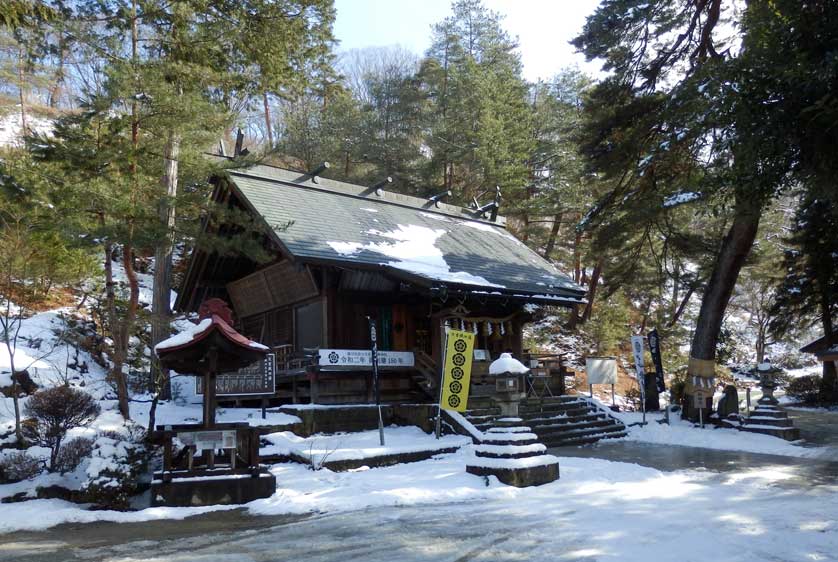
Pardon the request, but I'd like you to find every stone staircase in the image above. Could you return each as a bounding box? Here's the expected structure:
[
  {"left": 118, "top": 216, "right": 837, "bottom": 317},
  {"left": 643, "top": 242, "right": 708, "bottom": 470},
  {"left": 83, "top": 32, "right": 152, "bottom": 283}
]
[
  {"left": 727, "top": 404, "right": 801, "bottom": 441},
  {"left": 466, "top": 396, "right": 627, "bottom": 448}
]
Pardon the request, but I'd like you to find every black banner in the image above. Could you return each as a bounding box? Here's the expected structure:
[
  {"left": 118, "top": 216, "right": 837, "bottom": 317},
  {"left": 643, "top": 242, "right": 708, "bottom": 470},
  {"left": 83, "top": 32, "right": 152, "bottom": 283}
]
[{"left": 647, "top": 329, "right": 666, "bottom": 392}]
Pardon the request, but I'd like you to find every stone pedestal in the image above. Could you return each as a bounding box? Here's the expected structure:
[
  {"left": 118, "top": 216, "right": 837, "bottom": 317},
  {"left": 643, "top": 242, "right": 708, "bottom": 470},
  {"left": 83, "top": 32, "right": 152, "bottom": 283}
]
[
  {"left": 151, "top": 470, "right": 276, "bottom": 507},
  {"left": 491, "top": 391, "right": 526, "bottom": 416}
]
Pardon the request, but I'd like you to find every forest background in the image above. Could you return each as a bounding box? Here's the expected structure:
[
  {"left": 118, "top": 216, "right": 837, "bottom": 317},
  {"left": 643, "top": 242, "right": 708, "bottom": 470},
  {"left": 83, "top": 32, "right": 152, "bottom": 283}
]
[{"left": 1, "top": 0, "right": 836, "bottom": 433}]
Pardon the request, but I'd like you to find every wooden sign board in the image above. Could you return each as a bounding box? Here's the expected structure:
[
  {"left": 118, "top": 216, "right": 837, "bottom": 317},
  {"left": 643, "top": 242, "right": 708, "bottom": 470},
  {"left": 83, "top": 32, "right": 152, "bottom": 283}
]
[
  {"left": 227, "top": 261, "right": 319, "bottom": 318},
  {"left": 317, "top": 349, "right": 415, "bottom": 368},
  {"left": 177, "top": 429, "right": 237, "bottom": 452},
  {"left": 197, "top": 353, "right": 276, "bottom": 396}
]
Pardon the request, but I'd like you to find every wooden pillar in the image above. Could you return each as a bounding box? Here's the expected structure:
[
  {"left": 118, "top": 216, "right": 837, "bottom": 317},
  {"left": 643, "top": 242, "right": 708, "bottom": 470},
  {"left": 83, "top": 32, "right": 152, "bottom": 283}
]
[
  {"left": 310, "top": 370, "right": 319, "bottom": 403},
  {"left": 203, "top": 347, "right": 218, "bottom": 429}
]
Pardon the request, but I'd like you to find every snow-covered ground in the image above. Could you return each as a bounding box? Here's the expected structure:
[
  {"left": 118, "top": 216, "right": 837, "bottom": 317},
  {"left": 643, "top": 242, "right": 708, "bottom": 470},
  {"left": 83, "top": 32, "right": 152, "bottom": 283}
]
[
  {"left": 261, "top": 426, "right": 471, "bottom": 464},
  {"left": 613, "top": 410, "right": 817, "bottom": 458},
  {"left": 0, "top": 109, "right": 52, "bottom": 148},
  {"left": 1, "top": 448, "right": 836, "bottom": 562}
]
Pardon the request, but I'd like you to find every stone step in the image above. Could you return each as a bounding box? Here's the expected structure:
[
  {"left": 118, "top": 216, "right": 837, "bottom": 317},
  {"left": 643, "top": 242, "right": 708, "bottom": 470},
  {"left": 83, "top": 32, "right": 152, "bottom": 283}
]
[
  {"left": 466, "top": 455, "right": 560, "bottom": 487},
  {"left": 743, "top": 416, "right": 793, "bottom": 428},
  {"left": 543, "top": 429, "right": 628, "bottom": 448},
  {"left": 518, "top": 406, "right": 595, "bottom": 419},
  {"left": 749, "top": 408, "right": 787, "bottom": 419},
  {"left": 465, "top": 407, "right": 502, "bottom": 417},
  {"left": 518, "top": 401, "right": 590, "bottom": 414},
  {"left": 530, "top": 418, "right": 619, "bottom": 434},
  {"left": 738, "top": 425, "right": 800, "bottom": 441},
  {"left": 480, "top": 432, "right": 540, "bottom": 446},
  {"left": 474, "top": 443, "right": 547, "bottom": 459},
  {"left": 536, "top": 423, "right": 627, "bottom": 444},
  {"left": 493, "top": 417, "right": 525, "bottom": 427},
  {"left": 522, "top": 412, "right": 608, "bottom": 428},
  {"left": 525, "top": 395, "right": 587, "bottom": 404},
  {"left": 485, "top": 426, "right": 532, "bottom": 434}
]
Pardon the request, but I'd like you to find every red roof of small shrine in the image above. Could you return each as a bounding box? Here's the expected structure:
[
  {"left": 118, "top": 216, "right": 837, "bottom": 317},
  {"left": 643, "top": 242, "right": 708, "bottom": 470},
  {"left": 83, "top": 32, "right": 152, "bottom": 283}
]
[{"left": 155, "top": 314, "right": 269, "bottom": 355}]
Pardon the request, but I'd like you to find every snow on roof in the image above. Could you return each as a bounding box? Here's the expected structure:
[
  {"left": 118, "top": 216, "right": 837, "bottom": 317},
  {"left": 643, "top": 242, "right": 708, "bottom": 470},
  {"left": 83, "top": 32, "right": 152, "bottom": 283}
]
[
  {"left": 329, "top": 224, "right": 500, "bottom": 288},
  {"left": 489, "top": 353, "right": 530, "bottom": 375},
  {"left": 154, "top": 316, "right": 269, "bottom": 353},
  {"left": 155, "top": 317, "right": 213, "bottom": 352}
]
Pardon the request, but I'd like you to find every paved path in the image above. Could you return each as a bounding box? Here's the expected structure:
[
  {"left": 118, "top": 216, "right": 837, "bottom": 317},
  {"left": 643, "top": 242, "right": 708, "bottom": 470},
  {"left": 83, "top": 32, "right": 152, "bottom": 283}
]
[
  {"left": 787, "top": 407, "right": 838, "bottom": 458},
  {"left": 550, "top": 440, "right": 838, "bottom": 488}
]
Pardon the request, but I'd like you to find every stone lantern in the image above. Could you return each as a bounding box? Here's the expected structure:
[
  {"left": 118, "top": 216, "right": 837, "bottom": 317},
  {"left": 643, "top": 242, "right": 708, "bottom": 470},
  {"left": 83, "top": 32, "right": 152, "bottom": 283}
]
[
  {"left": 488, "top": 353, "right": 529, "bottom": 416},
  {"left": 756, "top": 361, "right": 781, "bottom": 406}
]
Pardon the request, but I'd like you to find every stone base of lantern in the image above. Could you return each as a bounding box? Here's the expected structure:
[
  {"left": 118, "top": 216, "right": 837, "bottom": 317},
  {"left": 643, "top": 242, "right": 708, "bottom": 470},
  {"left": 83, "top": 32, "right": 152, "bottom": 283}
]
[{"left": 150, "top": 469, "right": 276, "bottom": 507}]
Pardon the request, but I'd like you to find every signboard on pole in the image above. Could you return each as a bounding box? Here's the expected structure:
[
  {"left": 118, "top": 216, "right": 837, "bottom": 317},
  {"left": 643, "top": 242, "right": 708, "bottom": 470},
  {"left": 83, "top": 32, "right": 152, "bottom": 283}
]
[
  {"left": 585, "top": 357, "right": 618, "bottom": 385},
  {"left": 196, "top": 353, "right": 275, "bottom": 396},
  {"left": 439, "top": 329, "right": 475, "bottom": 412},
  {"left": 647, "top": 328, "right": 666, "bottom": 392}
]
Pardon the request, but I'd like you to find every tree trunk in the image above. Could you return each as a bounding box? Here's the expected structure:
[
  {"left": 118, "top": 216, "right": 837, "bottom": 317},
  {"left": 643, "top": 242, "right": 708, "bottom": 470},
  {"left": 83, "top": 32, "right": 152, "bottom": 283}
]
[
  {"left": 573, "top": 230, "right": 582, "bottom": 283},
  {"left": 263, "top": 91, "right": 273, "bottom": 148},
  {"left": 103, "top": 241, "right": 131, "bottom": 420},
  {"left": 151, "top": 131, "right": 180, "bottom": 401},
  {"left": 542, "top": 212, "right": 563, "bottom": 259},
  {"left": 580, "top": 259, "right": 603, "bottom": 323},
  {"left": 48, "top": 33, "right": 65, "bottom": 108},
  {"left": 17, "top": 47, "right": 27, "bottom": 136},
  {"left": 685, "top": 193, "right": 762, "bottom": 418},
  {"left": 819, "top": 287, "right": 836, "bottom": 402}
]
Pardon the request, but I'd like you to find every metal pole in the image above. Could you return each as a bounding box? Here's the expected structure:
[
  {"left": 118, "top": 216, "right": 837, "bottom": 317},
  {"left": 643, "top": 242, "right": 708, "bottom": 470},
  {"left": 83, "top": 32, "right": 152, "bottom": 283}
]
[
  {"left": 699, "top": 406, "right": 704, "bottom": 428},
  {"left": 367, "top": 316, "right": 385, "bottom": 446},
  {"left": 435, "top": 325, "right": 448, "bottom": 439},
  {"left": 611, "top": 383, "right": 616, "bottom": 407}
]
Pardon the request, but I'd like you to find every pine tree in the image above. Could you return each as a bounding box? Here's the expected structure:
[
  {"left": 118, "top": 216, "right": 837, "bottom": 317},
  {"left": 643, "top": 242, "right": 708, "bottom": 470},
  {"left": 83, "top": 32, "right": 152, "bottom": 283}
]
[
  {"left": 771, "top": 192, "right": 838, "bottom": 401},
  {"left": 419, "top": 0, "right": 533, "bottom": 210}
]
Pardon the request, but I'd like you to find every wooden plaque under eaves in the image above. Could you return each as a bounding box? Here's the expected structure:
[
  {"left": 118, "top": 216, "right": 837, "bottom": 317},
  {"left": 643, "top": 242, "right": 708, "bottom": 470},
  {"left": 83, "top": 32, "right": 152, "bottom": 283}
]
[{"left": 227, "top": 260, "right": 319, "bottom": 318}]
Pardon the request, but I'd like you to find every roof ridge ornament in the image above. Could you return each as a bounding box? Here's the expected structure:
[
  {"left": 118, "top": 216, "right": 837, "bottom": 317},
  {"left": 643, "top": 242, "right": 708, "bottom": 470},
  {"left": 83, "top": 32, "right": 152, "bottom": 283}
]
[
  {"left": 429, "top": 190, "right": 452, "bottom": 208},
  {"left": 373, "top": 176, "right": 393, "bottom": 196},
  {"left": 308, "top": 161, "right": 330, "bottom": 183}
]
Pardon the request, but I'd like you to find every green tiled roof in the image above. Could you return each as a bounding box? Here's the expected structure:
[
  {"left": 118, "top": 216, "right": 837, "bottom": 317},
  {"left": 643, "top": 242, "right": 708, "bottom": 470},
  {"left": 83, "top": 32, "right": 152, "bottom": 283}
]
[{"left": 226, "top": 165, "right": 586, "bottom": 304}]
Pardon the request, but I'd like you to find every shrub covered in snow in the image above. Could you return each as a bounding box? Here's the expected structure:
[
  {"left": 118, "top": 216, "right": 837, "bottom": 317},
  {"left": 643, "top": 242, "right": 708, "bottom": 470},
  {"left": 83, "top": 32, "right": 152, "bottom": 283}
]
[
  {"left": 0, "top": 451, "right": 42, "bottom": 483},
  {"left": 80, "top": 429, "right": 146, "bottom": 510},
  {"left": 785, "top": 374, "right": 822, "bottom": 405},
  {"left": 54, "top": 437, "right": 94, "bottom": 474},
  {"left": 22, "top": 385, "right": 101, "bottom": 470}
]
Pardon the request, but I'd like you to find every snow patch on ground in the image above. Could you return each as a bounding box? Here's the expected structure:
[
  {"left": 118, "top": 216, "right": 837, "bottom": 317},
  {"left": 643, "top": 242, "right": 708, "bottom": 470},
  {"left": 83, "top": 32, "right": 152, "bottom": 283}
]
[
  {"left": 614, "top": 410, "right": 817, "bottom": 458},
  {"left": 261, "top": 426, "right": 470, "bottom": 464}
]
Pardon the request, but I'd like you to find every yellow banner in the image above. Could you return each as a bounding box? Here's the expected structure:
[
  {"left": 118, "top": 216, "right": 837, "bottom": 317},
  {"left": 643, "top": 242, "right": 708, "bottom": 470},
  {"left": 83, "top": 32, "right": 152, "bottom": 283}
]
[{"left": 439, "top": 329, "right": 475, "bottom": 412}]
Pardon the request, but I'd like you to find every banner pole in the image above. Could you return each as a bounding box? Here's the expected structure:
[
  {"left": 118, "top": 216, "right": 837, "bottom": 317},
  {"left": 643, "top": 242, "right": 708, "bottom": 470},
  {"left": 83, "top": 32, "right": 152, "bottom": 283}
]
[
  {"left": 435, "top": 325, "right": 448, "bottom": 439},
  {"left": 367, "top": 316, "right": 384, "bottom": 446}
]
